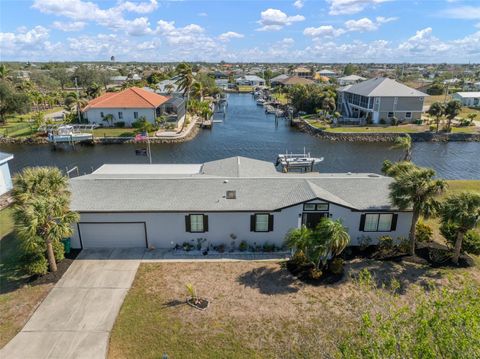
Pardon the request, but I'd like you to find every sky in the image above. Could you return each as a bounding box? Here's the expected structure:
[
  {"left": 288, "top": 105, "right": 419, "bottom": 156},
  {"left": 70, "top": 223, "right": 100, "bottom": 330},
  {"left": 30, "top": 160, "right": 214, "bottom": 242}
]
[{"left": 0, "top": 0, "right": 480, "bottom": 63}]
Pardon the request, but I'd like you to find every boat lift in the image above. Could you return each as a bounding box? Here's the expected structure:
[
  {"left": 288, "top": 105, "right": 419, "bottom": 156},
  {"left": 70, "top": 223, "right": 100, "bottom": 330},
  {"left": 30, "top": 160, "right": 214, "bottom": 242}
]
[{"left": 276, "top": 149, "right": 324, "bottom": 172}]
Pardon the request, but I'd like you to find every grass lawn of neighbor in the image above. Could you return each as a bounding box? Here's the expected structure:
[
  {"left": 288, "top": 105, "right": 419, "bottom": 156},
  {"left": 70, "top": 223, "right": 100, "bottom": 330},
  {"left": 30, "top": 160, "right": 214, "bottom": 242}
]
[{"left": 109, "top": 180, "right": 480, "bottom": 359}]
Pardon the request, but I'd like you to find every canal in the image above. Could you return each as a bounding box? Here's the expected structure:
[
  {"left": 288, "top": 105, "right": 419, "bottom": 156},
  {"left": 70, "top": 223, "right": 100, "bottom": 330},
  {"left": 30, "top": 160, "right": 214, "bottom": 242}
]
[{"left": 1, "top": 93, "right": 479, "bottom": 179}]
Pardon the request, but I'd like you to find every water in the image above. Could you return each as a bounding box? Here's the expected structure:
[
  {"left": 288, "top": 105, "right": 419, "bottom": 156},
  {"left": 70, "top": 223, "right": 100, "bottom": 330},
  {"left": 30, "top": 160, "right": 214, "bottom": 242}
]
[{"left": 1, "top": 94, "right": 479, "bottom": 179}]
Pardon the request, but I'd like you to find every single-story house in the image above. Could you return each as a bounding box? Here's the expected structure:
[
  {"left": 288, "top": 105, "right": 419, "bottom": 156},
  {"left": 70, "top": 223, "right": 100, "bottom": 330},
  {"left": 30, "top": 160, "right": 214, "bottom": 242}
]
[
  {"left": 270, "top": 74, "right": 289, "bottom": 87},
  {"left": 279, "top": 76, "right": 316, "bottom": 87},
  {"left": 317, "top": 69, "right": 337, "bottom": 78},
  {"left": 69, "top": 156, "right": 412, "bottom": 249},
  {"left": 110, "top": 76, "right": 128, "bottom": 85},
  {"left": 337, "top": 77, "right": 427, "bottom": 123},
  {"left": 82, "top": 87, "right": 186, "bottom": 128},
  {"left": 452, "top": 92, "right": 480, "bottom": 107},
  {"left": 236, "top": 75, "right": 266, "bottom": 87},
  {"left": 338, "top": 75, "right": 366, "bottom": 86},
  {"left": 0, "top": 152, "right": 14, "bottom": 196},
  {"left": 156, "top": 78, "right": 183, "bottom": 97}
]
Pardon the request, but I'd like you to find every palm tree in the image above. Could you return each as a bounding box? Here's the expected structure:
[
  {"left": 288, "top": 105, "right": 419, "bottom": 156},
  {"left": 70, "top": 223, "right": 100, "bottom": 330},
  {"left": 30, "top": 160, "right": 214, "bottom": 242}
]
[
  {"left": 427, "top": 102, "right": 444, "bottom": 133},
  {"left": 12, "top": 167, "right": 79, "bottom": 273},
  {"left": 190, "top": 82, "right": 203, "bottom": 101},
  {"left": 391, "top": 134, "right": 412, "bottom": 161},
  {"left": 440, "top": 192, "right": 480, "bottom": 264},
  {"left": 285, "top": 225, "right": 312, "bottom": 256},
  {"left": 321, "top": 96, "right": 336, "bottom": 116},
  {"left": 86, "top": 83, "right": 102, "bottom": 99},
  {"left": 0, "top": 64, "right": 10, "bottom": 80},
  {"left": 175, "top": 62, "right": 194, "bottom": 131},
  {"left": 387, "top": 163, "right": 446, "bottom": 256},
  {"left": 467, "top": 112, "right": 477, "bottom": 126},
  {"left": 444, "top": 100, "right": 462, "bottom": 132}
]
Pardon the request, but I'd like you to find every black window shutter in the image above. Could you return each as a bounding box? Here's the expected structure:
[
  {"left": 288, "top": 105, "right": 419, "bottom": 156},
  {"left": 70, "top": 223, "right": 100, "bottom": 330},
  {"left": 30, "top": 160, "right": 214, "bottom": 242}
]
[
  {"left": 359, "top": 214, "right": 366, "bottom": 231},
  {"left": 268, "top": 214, "right": 274, "bottom": 232},
  {"left": 203, "top": 215, "right": 209, "bottom": 232},
  {"left": 185, "top": 215, "right": 191, "bottom": 232},
  {"left": 391, "top": 214, "right": 398, "bottom": 231},
  {"left": 250, "top": 215, "right": 255, "bottom": 232}
]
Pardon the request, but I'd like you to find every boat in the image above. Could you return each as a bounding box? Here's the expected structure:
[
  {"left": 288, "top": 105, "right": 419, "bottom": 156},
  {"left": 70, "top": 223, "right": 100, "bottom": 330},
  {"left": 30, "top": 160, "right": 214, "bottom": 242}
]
[
  {"left": 275, "top": 109, "right": 285, "bottom": 117},
  {"left": 47, "top": 125, "right": 93, "bottom": 144},
  {"left": 256, "top": 98, "right": 266, "bottom": 105},
  {"left": 265, "top": 105, "right": 276, "bottom": 114},
  {"left": 275, "top": 150, "right": 324, "bottom": 172}
]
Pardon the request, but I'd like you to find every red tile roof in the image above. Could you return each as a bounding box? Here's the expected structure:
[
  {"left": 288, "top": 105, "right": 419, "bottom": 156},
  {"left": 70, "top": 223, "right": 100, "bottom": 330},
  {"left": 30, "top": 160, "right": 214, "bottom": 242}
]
[{"left": 83, "top": 87, "right": 170, "bottom": 110}]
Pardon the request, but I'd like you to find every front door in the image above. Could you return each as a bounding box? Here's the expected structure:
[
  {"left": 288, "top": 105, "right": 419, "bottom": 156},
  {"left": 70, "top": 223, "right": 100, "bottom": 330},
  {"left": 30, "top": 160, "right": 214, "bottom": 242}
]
[{"left": 302, "top": 212, "right": 328, "bottom": 229}]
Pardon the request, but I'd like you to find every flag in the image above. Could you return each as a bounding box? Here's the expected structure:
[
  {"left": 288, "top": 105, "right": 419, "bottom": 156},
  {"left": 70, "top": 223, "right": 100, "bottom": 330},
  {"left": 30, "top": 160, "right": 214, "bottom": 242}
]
[{"left": 135, "top": 132, "right": 147, "bottom": 142}]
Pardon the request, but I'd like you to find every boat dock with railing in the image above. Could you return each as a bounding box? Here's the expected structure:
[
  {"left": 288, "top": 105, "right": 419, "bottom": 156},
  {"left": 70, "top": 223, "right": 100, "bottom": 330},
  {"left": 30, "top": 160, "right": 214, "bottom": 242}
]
[
  {"left": 275, "top": 150, "right": 324, "bottom": 172},
  {"left": 45, "top": 125, "right": 96, "bottom": 146}
]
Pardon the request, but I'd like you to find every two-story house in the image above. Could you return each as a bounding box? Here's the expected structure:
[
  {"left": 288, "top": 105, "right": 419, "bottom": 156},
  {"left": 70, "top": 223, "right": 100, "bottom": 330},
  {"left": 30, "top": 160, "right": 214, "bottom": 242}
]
[{"left": 337, "top": 77, "right": 428, "bottom": 124}]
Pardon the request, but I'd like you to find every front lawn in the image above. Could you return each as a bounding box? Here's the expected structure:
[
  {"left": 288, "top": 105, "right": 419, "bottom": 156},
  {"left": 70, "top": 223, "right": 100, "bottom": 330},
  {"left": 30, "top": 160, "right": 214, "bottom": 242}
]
[{"left": 109, "top": 260, "right": 479, "bottom": 359}]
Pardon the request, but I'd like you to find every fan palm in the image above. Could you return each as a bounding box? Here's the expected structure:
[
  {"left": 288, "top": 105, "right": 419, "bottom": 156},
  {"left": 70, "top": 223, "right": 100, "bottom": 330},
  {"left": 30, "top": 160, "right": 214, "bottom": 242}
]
[
  {"left": 190, "top": 82, "right": 203, "bottom": 101},
  {"left": 388, "top": 163, "right": 446, "bottom": 256},
  {"left": 444, "top": 100, "right": 462, "bottom": 132},
  {"left": 0, "top": 64, "right": 10, "bottom": 80},
  {"left": 285, "top": 225, "right": 312, "bottom": 255},
  {"left": 175, "top": 63, "right": 194, "bottom": 131},
  {"left": 310, "top": 218, "right": 350, "bottom": 269},
  {"left": 440, "top": 192, "right": 480, "bottom": 264},
  {"left": 427, "top": 102, "right": 444, "bottom": 133},
  {"left": 12, "top": 167, "right": 79, "bottom": 272},
  {"left": 391, "top": 134, "right": 412, "bottom": 161}
]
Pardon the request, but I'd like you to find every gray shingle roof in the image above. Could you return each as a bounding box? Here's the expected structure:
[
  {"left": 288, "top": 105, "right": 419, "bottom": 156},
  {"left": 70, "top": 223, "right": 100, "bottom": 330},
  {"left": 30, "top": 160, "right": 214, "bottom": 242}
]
[
  {"left": 342, "top": 77, "right": 427, "bottom": 97},
  {"left": 70, "top": 157, "right": 397, "bottom": 213}
]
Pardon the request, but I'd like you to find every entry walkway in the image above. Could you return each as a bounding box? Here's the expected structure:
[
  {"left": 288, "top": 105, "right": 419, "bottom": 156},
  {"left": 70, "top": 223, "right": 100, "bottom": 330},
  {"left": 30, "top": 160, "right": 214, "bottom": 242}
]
[{"left": 1, "top": 248, "right": 143, "bottom": 359}]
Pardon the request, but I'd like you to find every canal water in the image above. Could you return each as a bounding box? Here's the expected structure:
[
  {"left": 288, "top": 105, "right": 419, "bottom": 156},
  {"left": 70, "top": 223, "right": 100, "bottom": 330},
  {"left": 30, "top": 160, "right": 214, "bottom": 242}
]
[{"left": 1, "top": 93, "right": 479, "bottom": 179}]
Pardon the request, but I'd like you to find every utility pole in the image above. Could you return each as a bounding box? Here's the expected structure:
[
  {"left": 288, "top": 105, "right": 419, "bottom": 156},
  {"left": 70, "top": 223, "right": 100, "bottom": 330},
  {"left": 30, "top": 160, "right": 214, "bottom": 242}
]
[{"left": 75, "top": 77, "right": 81, "bottom": 122}]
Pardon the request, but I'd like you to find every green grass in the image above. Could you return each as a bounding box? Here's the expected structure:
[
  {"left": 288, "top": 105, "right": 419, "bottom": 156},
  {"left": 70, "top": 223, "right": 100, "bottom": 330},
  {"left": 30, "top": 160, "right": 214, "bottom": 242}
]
[
  {"left": 272, "top": 93, "right": 289, "bottom": 105},
  {"left": 324, "top": 125, "right": 424, "bottom": 133},
  {"left": 450, "top": 126, "right": 479, "bottom": 134},
  {"left": 93, "top": 128, "right": 137, "bottom": 137},
  {"left": 0, "top": 207, "right": 14, "bottom": 238}
]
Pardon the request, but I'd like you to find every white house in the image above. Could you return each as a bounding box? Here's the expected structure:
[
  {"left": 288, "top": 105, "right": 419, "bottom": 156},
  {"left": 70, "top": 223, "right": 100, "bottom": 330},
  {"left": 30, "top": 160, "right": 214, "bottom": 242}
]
[
  {"left": 69, "top": 156, "right": 413, "bottom": 249},
  {"left": 82, "top": 87, "right": 186, "bottom": 128},
  {"left": 338, "top": 75, "right": 366, "bottom": 86},
  {"left": 236, "top": 75, "right": 266, "bottom": 87},
  {"left": 0, "top": 152, "right": 14, "bottom": 196},
  {"left": 452, "top": 92, "right": 480, "bottom": 107}
]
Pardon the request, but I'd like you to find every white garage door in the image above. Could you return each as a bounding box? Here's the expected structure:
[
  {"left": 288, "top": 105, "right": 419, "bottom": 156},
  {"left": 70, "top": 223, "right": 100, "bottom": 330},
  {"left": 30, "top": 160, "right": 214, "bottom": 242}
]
[{"left": 78, "top": 222, "right": 147, "bottom": 248}]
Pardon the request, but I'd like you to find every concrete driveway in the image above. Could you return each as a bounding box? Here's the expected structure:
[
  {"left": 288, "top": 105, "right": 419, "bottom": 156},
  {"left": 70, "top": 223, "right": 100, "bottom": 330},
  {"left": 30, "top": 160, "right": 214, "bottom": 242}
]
[{"left": 1, "top": 248, "right": 143, "bottom": 359}]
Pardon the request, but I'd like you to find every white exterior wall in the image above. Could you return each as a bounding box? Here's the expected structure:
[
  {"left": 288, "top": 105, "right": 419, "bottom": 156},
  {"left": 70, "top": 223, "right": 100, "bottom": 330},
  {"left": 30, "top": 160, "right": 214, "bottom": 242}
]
[
  {"left": 0, "top": 162, "right": 13, "bottom": 196},
  {"left": 70, "top": 200, "right": 413, "bottom": 249},
  {"left": 84, "top": 108, "right": 156, "bottom": 126}
]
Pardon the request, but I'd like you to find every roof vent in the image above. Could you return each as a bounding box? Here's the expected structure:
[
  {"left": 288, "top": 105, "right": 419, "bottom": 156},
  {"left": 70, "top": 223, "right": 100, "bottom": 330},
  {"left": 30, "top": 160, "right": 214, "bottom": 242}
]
[
  {"left": 368, "top": 174, "right": 380, "bottom": 178},
  {"left": 347, "top": 172, "right": 352, "bottom": 175},
  {"left": 226, "top": 190, "right": 236, "bottom": 199},
  {"left": 224, "top": 179, "right": 229, "bottom": 183}
]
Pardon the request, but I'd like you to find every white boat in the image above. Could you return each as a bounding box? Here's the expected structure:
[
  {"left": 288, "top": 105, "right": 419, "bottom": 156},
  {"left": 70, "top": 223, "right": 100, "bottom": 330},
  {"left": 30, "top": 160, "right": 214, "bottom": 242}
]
[
  {"left": 256, "top": 98, "right": 266, "bottom": 105},
  {"left": 47, "top": 125, "right": 93, "bottom": 143},
  {"left": 275, "top": 109, "right": 284, "bottom": 117},
  {"left": 265, "top": 105, "right": 276, "bottom": 114},
  {"left": 275, "top": 150, "right": 324, "bottom": 170}
]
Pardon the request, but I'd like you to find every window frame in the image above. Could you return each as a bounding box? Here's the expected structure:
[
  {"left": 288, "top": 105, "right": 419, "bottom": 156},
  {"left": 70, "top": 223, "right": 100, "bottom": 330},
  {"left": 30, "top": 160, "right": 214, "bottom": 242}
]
[
  {"left": 118, "top": 111, "right": 123, "bottom": 119},
  {"left": 254, "top": 213, "right": 270, "bottom": 232},
  {"left": 134, "top": 111, "right": 139, "bottom": 119},
  {"left": 303, "top": 202, "right": 329, "bottom": 212},
  {"left": 387, "top": 112, "right": 394, "bottom": 118},
  {"left": 189, "top": 214, "right": 205, "bottom": 233},
  {"left": 405, "top": 112, "right": 412, "bottom": 119},
  {"left": 362, "top": 213, "right": 394, "bottom": 232}
]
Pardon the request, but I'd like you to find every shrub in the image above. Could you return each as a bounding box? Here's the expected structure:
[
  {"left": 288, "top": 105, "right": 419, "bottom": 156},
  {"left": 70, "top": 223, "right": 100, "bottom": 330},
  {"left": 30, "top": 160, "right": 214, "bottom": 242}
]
[
  {"left": 415, "top": 119, "right": 423, "bottom": 125},
  {"left": 357, "top": 235, "right": 372, "bottom": 250},
  {"left": 396, "top": 237, "right": 410, "bottom": 253},
  {"left": 416, "top": 221, "right": 433, "bottom": 243},
  {"left": 379, "top": 118, "right": 386, "bottom": 125},
  {"left": 52, "top": 239, "right": 65, "bottom": 262},
  {"left": 391, "top": 117, "right": 400, "bottom": 126},
  {"left": 309, "top": 268, "right": 322, "bottom": 279},
  {"left": 262, "top": 242, "right": 276, "bottom": 252},
  {"left": 429, "top": 124, "right": 436, "bottom": 132},
  {"left": 378, "top": 235, "right": 394, "bottom": 251},
  {"left": 238, "top": 240, "right": 248, "bottom": 252},
  {"left": 329, "top": 257, "right": 344, "bottom": 274},
  {"left": 23, "top": 251, "right": 48, "bottom": 276},
  {"left": 115, "top": 121, "right": 125, "bottom": 128},
  {"left": 440, "top": 223, "right": 480, "bottom": 255},
  {"left": 292, "top": 250, "right": 308, "bottom": 265}
]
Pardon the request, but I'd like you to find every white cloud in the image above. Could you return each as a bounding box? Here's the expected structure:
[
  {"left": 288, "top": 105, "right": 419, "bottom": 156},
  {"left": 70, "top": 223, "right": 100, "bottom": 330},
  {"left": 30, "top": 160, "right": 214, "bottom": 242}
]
[
  {"left": 376, "top": 16, "right": 397, "bottom": 24},
  {"left": 293, "top": 0, "right": 304, "bottom": 9},
  {"left": 257, "top": 8, "right": 305, "bottom": 31},
  {"left": 439, "top": 6, "right": 480, "bottom": 19},
  {"left": 327, "top": 0, "right": 389, "bottom": 16},
  {"left": 116, "top": 0, "right": 158, "bottom": 14},
  {"left": 198, "top": 12, "right": 208, "bottom": 17},
  {"left": 345, "top": 17, "right": 378, "bottom": 31},
  {"left": 398, "top": 27, "right": 449, "bottom": 53},
  {"left": 218, "top": 31, "right": 244, "bottom": 42},
  {"left": 0, "top": 25, "right": 60, "bottom": 58},
  {"left": 155, "top": 20, "right": 213, "bottom": 46},
  {"left": 126, "top": 17, "right": 153, "bottom": 36},
  {"left": 304, "top": 25, "right": 346, "bottom": 37},
  {"left": 52, "top": 21, "right": 86, "bottom": 32}
]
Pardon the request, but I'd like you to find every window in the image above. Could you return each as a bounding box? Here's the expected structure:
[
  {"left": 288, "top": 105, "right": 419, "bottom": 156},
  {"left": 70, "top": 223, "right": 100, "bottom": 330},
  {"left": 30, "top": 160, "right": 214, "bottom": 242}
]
[
  {"left": 303, "top": 203, "right": 329, "bottom": 211},
  {"left": 118, "top": 112, "right": 123, "bottom": 119},
  {"left": 186, "top": 214, "right": 207, "bottom": 233},
  {"left": 100, "top": 112, "right": 104, "bottom": 118},
  {"left": 251, "top": 214, "right": 273, "bottom": 232},
  {"left": 388, "top": 112, "right": 394, "bottom": 118},
  {"left": 405, "top": 112, "right": 412, "bottom": 119},
  {"left": 134, "top": 111, "right": 138, "bottom": 119},
  {"left": 361, "top": 213, "right": 396, "bottom": 232}
]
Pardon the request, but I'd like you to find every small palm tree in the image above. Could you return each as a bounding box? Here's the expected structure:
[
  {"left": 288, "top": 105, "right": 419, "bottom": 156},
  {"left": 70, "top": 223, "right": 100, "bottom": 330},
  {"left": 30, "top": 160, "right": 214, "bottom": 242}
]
[
  {"left": 175, "top": 63, "right": 194, "bottom": 131},
  {"left": 440, "top": 192, "right": 480, "bottom": 264},
  {"left": 12, "top": 167, "right": 79, "bottom": 273},
  {"left": 285, "top": 225, "right": 312, "bottom": 255},
  {"left": 391, "top": 134, "right": 412, "bottom": 161},
  {"left": 0, "top": 64, "right": 10, "bottom": 80},
  {"left": 190, "top": 82, "right": 203, "bottom": 101},
  {"left": 467, "top": 113, "right": 477, "bottom": 126},
  {"left": 311, "top": 218, "right": 350, "bottom": 270},
  {"left": 444, "top": 100, "right": 462, "bottom": 132},
  {"left": 427, "top": 102, "right": 444, "bottom": 133},
  {"left": 387, "top": 162, "right": 446, "bottom": 256}
]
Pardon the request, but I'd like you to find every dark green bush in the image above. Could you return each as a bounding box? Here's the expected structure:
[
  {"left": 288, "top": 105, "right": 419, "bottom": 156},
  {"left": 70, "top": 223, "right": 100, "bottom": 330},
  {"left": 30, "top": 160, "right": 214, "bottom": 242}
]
[
  {"left": 238, "top": 240, "right": 248, "bottom": 252},
  {"left": 329, "top": 257, "right": 344, "bottom": 274},
  {"left": 115, "top": 121, "right": 125, "bottom": 128},
  {"left": 52, "top": 239, "right": 65, "bottom": 262},
  {"left": 440, "top": 223, "right": 480, "bottom": 255},
  {"left": 416, "top": 221, "right": 433, "bottom": 243},
  {"left": 23, "top": 251, "right": 48, "bottom": 276}
]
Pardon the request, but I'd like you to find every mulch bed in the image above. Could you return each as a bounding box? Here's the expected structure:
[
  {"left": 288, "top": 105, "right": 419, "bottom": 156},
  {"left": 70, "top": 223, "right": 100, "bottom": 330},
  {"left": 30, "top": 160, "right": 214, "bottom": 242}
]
[
  {"left": 28, "top": 249, "right": 81, "bottom": 286},
  {"left": 186, "top": 297, "right": 210, "bottom": 310},
  {"left": 285, "top": 261, "right": 344, "bottom": 286}
]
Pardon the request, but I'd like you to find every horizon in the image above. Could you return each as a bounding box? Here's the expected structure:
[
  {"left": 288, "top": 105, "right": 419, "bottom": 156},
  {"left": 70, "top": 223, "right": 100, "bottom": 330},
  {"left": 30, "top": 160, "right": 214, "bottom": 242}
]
[{"left": 1, "top": 0, "right": 480, "bottom": 63}]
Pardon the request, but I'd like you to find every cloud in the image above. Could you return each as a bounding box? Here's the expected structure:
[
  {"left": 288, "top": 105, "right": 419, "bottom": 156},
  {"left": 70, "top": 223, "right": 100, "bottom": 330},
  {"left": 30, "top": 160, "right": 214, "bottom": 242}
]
[
  {"left": 218, "top": 31, "right": 244, "bottom": 42},
  {"left": 257, "top": 8, "right": 305, "bottom": 31},
  {"left": 155, "top": 20, "right": 213, "bottom": 47},
  {"left": 52, "top": 21, "right": 86, "bottom": 32},
  {"left": 116, "top": 0, "right": 158, "bottom": 14},
  {"left": 376, "top": 16, "right": 397, "bottom": 24},
  {"left": 304, "top": 25, "right": 346, "bottom": 37},
  {"left": 0, "top": 25, "right": 60, "bottom": 58},
  {"left": 439, "top": 6, "right": 480, "bottom": 19},
  {"left": 293, "top": 0, "right": 304, "bottom": 9},
  {"left": 197, "top": 12, "right": 208, "bottom": 17},
  {"left": 345, "top": 18, "right": 378, "bottom": 31},
  {"left": 327, "top": 0, "right": 389, "bottom": 16}
]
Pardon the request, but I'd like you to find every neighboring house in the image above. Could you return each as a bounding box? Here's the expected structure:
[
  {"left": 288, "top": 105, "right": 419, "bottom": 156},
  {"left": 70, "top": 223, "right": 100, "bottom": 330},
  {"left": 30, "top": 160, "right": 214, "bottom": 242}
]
[
  {"left": 279, "top": 76, "right": 315, "bottom": 87},
  {"left": 82, "top": 87, "right": 186, "bottom": 128},
  {"left": 317, "top": 69, "right": 337, "bottom": 78},
  {"left": 236, "top": 75, "right": 266, "bottom": 87},
  {"left": 110, "top": 76, "right": 128, "bottom": 85},
  {"left": 292, "top": 67, "right": 311, "bottom": 79},
  {"left": 69, "top": 156, "right": 412, "bottom": 249},
  {"left": 338, "top": 75, "right": 366, "bottom": 86},
  {"left": 0, "top": 152, "right": 14, "bottom": 196},
  {"left": 270, "top": 74, "right": 289, "bottom": 87},
  {"left": 156, "top": 79, "right": 182, "bottom": 97},
  {"left": 337, "top": 77, "right": 427, "bottom": 123},
  {"left": 452, "top": 92, "right": 480, "bottom": 107}
]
